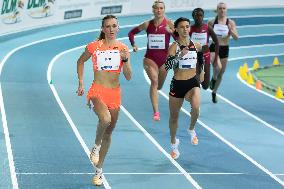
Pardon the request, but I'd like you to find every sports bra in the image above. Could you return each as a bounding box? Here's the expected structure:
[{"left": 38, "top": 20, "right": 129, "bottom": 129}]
[{"left": 213, "top": 17, "right": 229, "bottom": 38}]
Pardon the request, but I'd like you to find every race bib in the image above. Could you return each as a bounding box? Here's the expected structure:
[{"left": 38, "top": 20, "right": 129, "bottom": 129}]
[
  {"left": 179, "top": 51, "right": 197, "bottom": 69},
  {"left": 96, "top": 50, "right": 120, "bottom": 71},
  {"left": 191, "top": 32, "right": 207, "bottom": 46},
  {"left": 214, "top": 24, "right": 229, "bottom": 38},
  {"left": 148, "top": 34, "right": 165, "bottom": 49}
]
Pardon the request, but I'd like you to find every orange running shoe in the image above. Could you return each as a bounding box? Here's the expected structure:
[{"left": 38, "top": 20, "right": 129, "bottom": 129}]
[
  {"left": 188, "top": 129, "right": 198, "bottom": 145},
  {"left": 170, "top": 138, "right": 180, "bottom": 159}
]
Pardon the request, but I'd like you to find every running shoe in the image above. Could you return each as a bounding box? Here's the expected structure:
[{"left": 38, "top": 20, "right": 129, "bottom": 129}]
[
  {"left": 209, "top": 78, "right": 216, "bottom": 90},
  {"left": 212, "top": 92, "right": 217, "bottom": 103},
  {"left": 92, "top": 167, "right": 103, "bottom": 186},
  {"left": 153, "top": 112, "right": 160, "bottom": 121},
  {"left": 170, "top": 138, "right": 180, "bottom": 159},
  {"left": 90, "top": 144, "right": 101, "bottom": 166},
  {"left": 188, "top": 129, "right": 198, "bottom": 145}
]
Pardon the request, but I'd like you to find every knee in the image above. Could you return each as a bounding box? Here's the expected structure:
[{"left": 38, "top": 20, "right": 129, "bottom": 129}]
[
  {"left": 151, "top": 79, "right": 158, "bottom": 88},
  {"left": 99, "top": 115, "right": 111, "bottom": 127}
]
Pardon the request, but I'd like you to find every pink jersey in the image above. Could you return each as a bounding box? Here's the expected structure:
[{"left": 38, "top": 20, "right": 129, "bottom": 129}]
[
  {"left": 189, "top": 23, "right": 209, "bottom": 46},
  {"left": 145, "top": 18, "right": 171, "bottom": 67}
]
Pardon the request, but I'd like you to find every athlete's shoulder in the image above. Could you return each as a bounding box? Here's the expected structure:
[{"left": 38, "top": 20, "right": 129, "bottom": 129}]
[
  {"left": 116, "top": 41, "right": 129, "bottom": 50},
  {"left": 86, "top": 40, "right": 101, "bottom": 53}
]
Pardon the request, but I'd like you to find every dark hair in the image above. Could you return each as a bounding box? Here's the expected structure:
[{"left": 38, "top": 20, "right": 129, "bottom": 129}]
[
  {"left": 173, "top": 17, "right": 190, "bottom": 37},
  {"left": 192, "top": 7, "right": 204, "bottom": 18},
  {"left": 98, "top": 15, "right": 118, "bottom": 40}
]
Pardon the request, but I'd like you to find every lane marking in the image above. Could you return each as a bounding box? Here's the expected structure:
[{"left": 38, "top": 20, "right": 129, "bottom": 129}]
[
  {"left": 0, "top": 84, "right": 19, "bottom": 189},
  {"left": 230, "top": 43, "right": 284, "bottom": 49},
  {"left": 17, "top": 172, "right": 244, "bottom": 175},
  {"left": 237, "top": 24, "right": 284, "bottom": 28},
  {"left": 120, "top": 106, "right": 202, "bottom": 188},
  {"left": 239, "top": 32, "right": 284, "bottom": 39},
  {"left": 209, "top": 86, "right": 284, "bottom": 136},
  {"left": 236, "top": 73, "right": 284, "bottom": 104},
  {"left": 144, "top": 72, "right": 284, "bottom": 186}
]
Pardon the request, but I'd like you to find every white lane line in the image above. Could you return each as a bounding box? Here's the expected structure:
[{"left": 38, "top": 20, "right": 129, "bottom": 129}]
[
  {"left": 120, "top": 106, "right": 202, "bottom": 189},
  {"left": 237, "top": 24, "right": 284, "bottom": 28},
  {"left": 239, "top": 33, "right": 284, "bottom": 39},
  {"left": 230, "top": 43, "right": 284, "bottom": 49},
  {"left": 208, "top": 87, "right": 284, "bottom": 136},
  {"left": 223, "top": 14, "right": 284, "bottom": 19},
  {"left": 16, "top": 172, "right": 244, "bottom": 175},
  {"left": 229, "top": 53, "right": 284, "bottom": 61},
  {"left": 47, "top": 37, "right": 201, "bottom": 189},
  {"left": 0, "top": 84, "right": 19, "bottom": 189},
  {"left": 236, "top": 73, "right": 284, "bottom": 104},
  {"left": 144, "top": 72, "right": 284, "bottom": 187}
]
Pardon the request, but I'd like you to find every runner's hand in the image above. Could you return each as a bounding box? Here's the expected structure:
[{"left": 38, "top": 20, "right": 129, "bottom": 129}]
[
  {"left": 132, "top": 44, "right": 138, "bottom": 52},
  {"left": 76, "top": 85, "right": 84, "bottom": 96}
]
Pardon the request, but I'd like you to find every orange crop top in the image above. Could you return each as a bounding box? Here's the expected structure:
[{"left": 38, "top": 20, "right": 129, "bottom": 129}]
[{"left": 86, "top": 40, "right": 129, "bottom": 73}]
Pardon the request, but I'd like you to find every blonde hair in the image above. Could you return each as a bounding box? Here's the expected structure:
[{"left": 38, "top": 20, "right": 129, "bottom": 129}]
[
  {"left": 217, "top": 2, "right": 227, "bottom": 10},
  {"left": 152, "top": 0, "right": 165, "bottom": 9}
]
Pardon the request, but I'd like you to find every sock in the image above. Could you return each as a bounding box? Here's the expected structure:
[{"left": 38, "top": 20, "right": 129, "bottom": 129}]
[{"left": 188, "top": 129, "right": 196, "bottom": 137}]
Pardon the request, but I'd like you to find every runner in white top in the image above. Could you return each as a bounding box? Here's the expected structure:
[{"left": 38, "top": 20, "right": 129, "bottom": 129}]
[{"left": 208, "top": 2, "right": 238, "bottom": 103}]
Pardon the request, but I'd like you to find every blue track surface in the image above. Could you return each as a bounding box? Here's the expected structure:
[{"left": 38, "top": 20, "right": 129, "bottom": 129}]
[{"left": 1, "top": 8, "right": 284, "bottom": 189}]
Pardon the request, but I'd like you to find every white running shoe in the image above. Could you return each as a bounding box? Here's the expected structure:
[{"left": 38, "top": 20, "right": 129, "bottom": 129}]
[
  {"left": 188, "top": 129, "right": 198, "bottom": 145},
  {"left": 170, "top": 138, "right": 180, "bottom": 159},
  {"left": 92, "top": 167, "right": 103, "bottom": 186},
  {"left": 90, "top": 144, "right": 101, "bottom": 166}
]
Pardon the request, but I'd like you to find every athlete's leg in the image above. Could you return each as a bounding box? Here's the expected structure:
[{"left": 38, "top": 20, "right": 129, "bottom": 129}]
[
  {"left": 91, "top": 97, "right": 111, "bottom": 146},
  {"left": 89, "top": 97, "right": 111, "bottom": 166},
  {"left": 185, "top": 87, "right": 200, "bottom": 145},
  {"left": 210, "top": 52, "right": 222, "bottom": 90},
  {"left": 212, "top": 58, "right": 228, "bottom": 94},
  {"left": 202, "top": 62, "right": 210, "bottom": 89},
  {"left": 169, "top": 95, "right": 183, "bottom": 159},
  {"left": 169, "top": 96, "right": 184, "bottom": 144},
  {"left": 96, "top": 107, "right": 120, "bottom": 168},
  {"left": 158, "top": 64, "right": 168, "bottom": 90},
  {"left": 144, "top": 58, "right": 160, "bottom": 114},
  {"left": 185, "top": 87, "right": 200, "bottom": 131}
]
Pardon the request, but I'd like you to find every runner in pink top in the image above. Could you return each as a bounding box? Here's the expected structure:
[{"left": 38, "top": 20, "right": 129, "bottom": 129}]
[
  {"left": 128, "top": 0, "right": 175, "bottom": 121},
  {"left": 190, "top": 7, "right": 219, "bottom": 89}
]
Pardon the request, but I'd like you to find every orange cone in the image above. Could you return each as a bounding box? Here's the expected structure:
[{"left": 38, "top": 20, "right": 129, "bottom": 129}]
[{"left": 255, "top": 80, "right": 262, "bottom": 90}]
